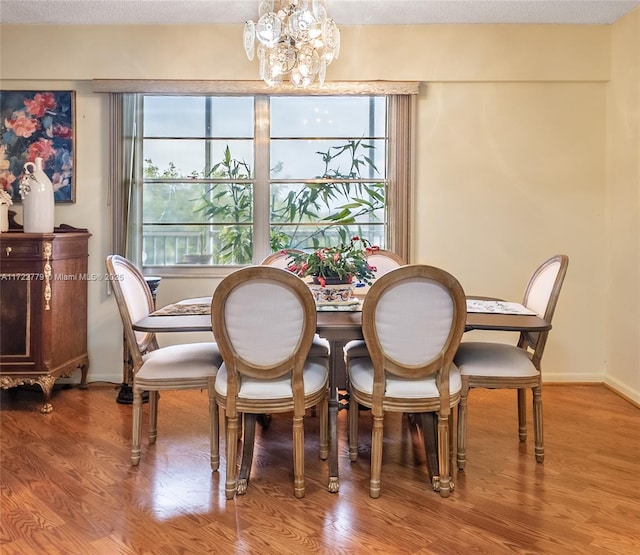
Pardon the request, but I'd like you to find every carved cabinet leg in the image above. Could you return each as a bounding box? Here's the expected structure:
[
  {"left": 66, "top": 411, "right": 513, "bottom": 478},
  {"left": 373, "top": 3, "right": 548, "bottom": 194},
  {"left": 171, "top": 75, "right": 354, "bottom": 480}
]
[
  {"left": 79, "top": 363, "right": 89, "bottom": 389},
  {"left": 37, "top": 375, "right": 57, "bottom": 413}
]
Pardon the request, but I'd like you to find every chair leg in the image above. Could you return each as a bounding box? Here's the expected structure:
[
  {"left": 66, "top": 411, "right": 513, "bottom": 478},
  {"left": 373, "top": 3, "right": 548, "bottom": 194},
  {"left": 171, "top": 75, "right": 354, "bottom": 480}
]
[
  {"left": 318, "top": 395, "right": 329, "bottom": 460},
  {"left": 148, "top": 390, "right": 159, "bottom": 444},
  {"left": 131, "top": 386, "right": 143, "bottom": 466},
  {"left": 348, "top": 395, "right": 359, "bottom": 462},
  {"left": 293, "top": 414, "right": 305, "bottom": 498},
  {"left": 369, "top": 413, "right": 383, "bottom": 498},
  {"left": 449, "top": 413, "right": 455, "bottom": 482},
  {"left": 237, "top": 413, "right": 257, "bottom": 495},
  {"left": 225, "top": 414, "right": 239, "bottom": 500},
  {"left": 532, "top": 385, "right": 544, "bottom": 463},
  {"left": 437, "top": 414, "right": 451, "bottom": 497},
  {"left": 517, "top": 388, "right": 527, "bottom": 442},
  {"left": 420, "top": 413, "right": 439, "bottom": 487},
  {"left": 457, "top": 379, "right": 469, "bottom": 470},
  {"left": 209, "top": 379, "right": 219, "bottom": 471}
]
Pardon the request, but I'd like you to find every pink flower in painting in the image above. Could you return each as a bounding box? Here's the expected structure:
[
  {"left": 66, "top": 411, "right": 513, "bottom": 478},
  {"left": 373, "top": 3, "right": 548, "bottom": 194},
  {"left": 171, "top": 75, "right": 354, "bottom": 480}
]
[
  {"left": 52, "top": 123, "right": 72, "bottom": 139},
  {"left": 0, "top": 170, "right": 16, "bottom": 192},
  {"left": 5, "top": 111, "right": 38, "bottom": 138},
  {"left": 27, "top": 138, "right": 56, "bottom": 164},
  {"left": 24, "top": 92, "right": 57, "bottom": 118}
]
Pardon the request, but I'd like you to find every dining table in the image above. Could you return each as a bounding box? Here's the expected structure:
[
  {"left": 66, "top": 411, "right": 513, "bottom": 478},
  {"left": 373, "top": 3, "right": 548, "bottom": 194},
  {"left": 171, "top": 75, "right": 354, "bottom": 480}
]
[{"left": 132, "top": 295, "right": 551, "bottom": 493}]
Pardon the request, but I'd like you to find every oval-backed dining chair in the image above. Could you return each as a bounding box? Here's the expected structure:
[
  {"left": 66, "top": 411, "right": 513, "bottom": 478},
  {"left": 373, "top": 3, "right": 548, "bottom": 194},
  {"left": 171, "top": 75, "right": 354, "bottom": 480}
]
[
  {"left": 454, "top": 254, "right": 569, "bottom": 469},
  {"left": 260, "top": 249, "right": 304, "bottom": 269},
  {"left": 211, "top": 266, "right": 329, "bottom": 499},
  {"left": 343, "top": 249, "right": 406, "bottom": 361},
  {"left": 261, "top": 249, "right": 330, "bottom": 358},
  {"left": 106, "top": 255, "right": 222, "bottom": 468},
  {"left": 346, "top": 264, "right": 467, "bottom": 498}
]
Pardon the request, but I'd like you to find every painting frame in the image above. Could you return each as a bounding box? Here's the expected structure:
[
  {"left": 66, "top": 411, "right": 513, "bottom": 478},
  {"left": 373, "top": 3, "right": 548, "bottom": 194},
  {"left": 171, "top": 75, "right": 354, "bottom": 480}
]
[{"left": 1, "top": 90, "right": 76, "bottom": 203}]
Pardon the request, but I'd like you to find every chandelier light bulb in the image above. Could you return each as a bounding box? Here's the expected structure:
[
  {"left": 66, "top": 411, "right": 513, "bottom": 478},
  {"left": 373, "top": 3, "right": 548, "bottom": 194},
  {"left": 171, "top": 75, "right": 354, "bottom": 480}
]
[{"left": 243, "top": 0, "right": 340, "bottom": 88}]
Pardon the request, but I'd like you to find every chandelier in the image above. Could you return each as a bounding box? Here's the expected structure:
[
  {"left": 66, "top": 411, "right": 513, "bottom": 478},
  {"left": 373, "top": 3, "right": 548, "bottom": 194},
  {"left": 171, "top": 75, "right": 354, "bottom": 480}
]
[{"left": 243, "top": 0, "right": 341, "bottom": 88}]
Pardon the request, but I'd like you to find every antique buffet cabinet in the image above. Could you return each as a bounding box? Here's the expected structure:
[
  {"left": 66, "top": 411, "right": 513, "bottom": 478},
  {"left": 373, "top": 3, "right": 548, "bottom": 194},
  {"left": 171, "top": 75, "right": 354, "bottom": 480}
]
[{"left": 0, "top": 228, "right": 90, "bottom": 412}]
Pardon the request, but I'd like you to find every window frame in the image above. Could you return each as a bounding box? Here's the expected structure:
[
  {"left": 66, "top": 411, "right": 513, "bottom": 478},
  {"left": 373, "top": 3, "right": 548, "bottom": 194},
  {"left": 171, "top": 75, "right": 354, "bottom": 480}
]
[{"left": 97, "top": 80, "right": 417, "bottom": 276}]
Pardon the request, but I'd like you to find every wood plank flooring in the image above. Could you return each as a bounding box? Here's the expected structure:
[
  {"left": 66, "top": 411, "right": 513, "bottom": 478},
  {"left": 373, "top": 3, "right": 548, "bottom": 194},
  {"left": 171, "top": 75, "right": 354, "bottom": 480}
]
[{"left": 1, "top": 384, "right": 639, "bottom": 554}]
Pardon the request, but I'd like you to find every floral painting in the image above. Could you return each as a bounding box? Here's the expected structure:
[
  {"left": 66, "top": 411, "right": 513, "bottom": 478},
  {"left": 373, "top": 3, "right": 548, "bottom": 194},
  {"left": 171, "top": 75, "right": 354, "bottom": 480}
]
[{"left": 0, "top": 90, "right": 75, "bottom": 203}]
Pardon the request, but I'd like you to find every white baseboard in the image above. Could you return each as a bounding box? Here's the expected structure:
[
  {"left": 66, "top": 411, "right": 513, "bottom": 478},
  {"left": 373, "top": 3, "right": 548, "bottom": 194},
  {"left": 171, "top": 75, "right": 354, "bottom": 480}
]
[
  {"left": 603, "top": 375, "right": 640, "bottom": 405},
  {"left": 57, "top": 370, "right": 122, "bottom": 386},
  {"left": 542, "top": 373, "right": 603, "bottom": 383}
]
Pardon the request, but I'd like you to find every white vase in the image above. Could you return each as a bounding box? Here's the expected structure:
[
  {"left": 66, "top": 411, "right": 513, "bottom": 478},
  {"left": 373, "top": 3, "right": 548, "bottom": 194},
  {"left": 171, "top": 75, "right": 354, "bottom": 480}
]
[
  {"left": 22, "top": 157, "right": 54, "bottom": 233},
  {"left": 0, "top": 204, "right": 8, "bottom": 232}
]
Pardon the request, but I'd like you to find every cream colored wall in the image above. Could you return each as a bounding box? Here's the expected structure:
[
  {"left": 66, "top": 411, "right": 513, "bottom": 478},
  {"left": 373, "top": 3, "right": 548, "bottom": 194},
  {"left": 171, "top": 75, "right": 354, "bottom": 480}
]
[
  {"left": 415, "top": 80, "right": 606, "bottom": 384},
  {"left": 606, "top": 9, "right": 640, "bottom": 402},
  {"left": 0, "top": 21, "right": 633, "bottom": 401}
]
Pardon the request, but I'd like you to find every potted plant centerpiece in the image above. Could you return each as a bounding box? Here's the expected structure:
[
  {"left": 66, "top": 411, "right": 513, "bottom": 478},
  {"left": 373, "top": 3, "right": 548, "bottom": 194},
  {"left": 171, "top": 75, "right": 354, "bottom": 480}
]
[{"left": 285, "top": 236, "right": 378, "bottom": 303}]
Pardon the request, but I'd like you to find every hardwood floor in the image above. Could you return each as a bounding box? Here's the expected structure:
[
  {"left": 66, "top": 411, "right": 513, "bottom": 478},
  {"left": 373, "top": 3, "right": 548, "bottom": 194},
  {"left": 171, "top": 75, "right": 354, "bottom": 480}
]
[{"left": 1, "top": 384, "right": 638, "bottom": 554}]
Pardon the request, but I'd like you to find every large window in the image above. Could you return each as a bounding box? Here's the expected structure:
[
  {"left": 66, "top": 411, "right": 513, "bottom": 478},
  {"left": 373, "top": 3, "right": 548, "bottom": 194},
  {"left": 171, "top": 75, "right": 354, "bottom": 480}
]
[{"left": 100, "top": 81, "right": 415, "bottom": 275}]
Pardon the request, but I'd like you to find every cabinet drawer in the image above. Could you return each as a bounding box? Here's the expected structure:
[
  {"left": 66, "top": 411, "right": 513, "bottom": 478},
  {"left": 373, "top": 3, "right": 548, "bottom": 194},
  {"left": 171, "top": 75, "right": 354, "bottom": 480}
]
[{"left": 2, "top": 240, "right": 44, "bottom": 259}]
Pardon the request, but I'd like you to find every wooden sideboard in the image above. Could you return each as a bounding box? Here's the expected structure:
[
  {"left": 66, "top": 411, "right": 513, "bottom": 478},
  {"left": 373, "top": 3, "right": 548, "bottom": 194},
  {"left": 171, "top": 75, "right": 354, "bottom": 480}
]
[{"left": 0, "top": 230, "right": 91, "bottom": 412}]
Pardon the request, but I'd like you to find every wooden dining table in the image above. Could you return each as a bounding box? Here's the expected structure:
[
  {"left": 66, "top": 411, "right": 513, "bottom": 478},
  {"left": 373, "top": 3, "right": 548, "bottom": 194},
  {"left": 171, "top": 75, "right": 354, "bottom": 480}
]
[{"left": 132, "top": 297, "right": 551, "bottom": 494}]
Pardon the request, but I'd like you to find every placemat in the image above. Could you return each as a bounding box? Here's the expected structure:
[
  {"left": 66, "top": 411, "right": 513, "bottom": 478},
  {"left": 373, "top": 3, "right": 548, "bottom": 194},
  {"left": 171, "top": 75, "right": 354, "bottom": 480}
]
[
  {"left": 152, "top": 303, "right": 211, "bottom": 316},
  {"left": 466, "top": 299, "right": 536, "bottom": 315}
]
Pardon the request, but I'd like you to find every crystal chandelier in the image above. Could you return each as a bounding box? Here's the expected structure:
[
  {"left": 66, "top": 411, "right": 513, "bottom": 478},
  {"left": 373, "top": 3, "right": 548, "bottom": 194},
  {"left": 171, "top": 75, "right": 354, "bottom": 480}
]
[{"left": 243, "top": 0, "right": 341, "bottom": 88}]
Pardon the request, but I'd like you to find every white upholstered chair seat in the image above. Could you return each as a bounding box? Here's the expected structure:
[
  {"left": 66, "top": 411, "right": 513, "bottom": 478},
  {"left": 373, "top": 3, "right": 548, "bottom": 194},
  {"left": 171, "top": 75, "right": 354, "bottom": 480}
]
[
  {"left": 454, "top": 342, "right": 539, "bottom": 378},
  {"left": 138, "top": 343, "right": 222, "bottom": 382},
  {"left": 215, "top": 357, "right": 328, "bottom": 400},
  {"left": 343, "top": 339, "right": 368, "bottom": 359},
  {"left": 349, "top": 358, "right": 461, "bottom": 398},
  {"left": 308, "top": 337, "right": 331, "bottom": 357}
]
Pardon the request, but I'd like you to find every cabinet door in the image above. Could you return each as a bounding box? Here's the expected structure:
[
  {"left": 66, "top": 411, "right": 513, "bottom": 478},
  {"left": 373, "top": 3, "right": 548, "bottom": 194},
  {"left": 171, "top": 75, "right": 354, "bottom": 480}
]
[{"left": 0, "top": 274, "right": 41, "bottom": 367}]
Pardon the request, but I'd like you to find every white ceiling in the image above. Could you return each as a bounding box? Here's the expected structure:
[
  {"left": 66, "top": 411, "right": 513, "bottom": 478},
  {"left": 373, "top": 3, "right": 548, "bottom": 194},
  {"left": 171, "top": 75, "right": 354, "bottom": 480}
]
[{"left": 1, "top": 0, "right": 639, "bottom": 26}]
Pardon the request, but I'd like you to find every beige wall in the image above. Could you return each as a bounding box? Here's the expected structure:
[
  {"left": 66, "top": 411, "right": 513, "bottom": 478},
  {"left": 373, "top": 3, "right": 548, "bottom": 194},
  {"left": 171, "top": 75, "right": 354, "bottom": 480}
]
[
  {"left": 606, "top": 9, "right": 640, "bottom": 402},
  {"left": 0, "top": 18, "right": 637, "bottom": 402}
]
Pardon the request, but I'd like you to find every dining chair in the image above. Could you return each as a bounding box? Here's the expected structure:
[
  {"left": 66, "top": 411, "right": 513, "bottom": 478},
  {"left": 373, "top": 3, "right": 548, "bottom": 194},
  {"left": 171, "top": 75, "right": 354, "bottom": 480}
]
[
  {"left": 261, "top": 250, "right": 330, "bottom": 358},
  {"left": 343, "top": 249, "right": 406, "bottom": 361},
  {"left": 454, "top": 254, "right": 569, "bottom": 469},
  {"left": 211, "top": 266, "right": 329, "bottom": 499},
  {"left": 106, "top": 255, "right": 222, "bottom": 468},
  {"left": 346, "top": 264, "right": 467, "bottom": 498}
]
